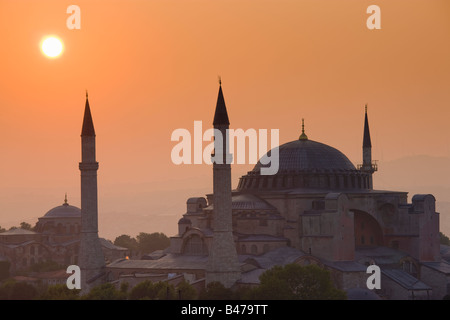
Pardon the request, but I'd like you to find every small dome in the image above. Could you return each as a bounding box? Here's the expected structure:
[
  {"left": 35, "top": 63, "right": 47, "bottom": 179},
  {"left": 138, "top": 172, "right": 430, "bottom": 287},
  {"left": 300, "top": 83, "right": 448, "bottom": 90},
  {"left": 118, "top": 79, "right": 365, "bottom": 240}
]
[{"left": 43, "top": 202, "right": 81, "bottom": 218}]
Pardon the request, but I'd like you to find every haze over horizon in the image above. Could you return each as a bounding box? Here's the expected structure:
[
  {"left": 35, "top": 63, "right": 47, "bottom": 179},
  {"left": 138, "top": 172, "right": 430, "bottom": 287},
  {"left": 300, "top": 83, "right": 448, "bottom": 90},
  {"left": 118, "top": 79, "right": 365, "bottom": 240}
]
[{"left": 0, "top": 0, "right": 449, "bottom": 241}]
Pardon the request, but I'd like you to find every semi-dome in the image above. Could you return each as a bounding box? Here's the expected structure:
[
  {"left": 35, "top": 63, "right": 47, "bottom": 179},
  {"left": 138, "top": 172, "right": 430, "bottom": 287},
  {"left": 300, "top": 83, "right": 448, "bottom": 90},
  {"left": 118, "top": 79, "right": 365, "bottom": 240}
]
[
  {"left": 43, "top": 197, "right": 81, "bottom": 218},
  {"left": 178, "top": 217, "right": 192, "bottom": 224},
  {"left": 238, "top": 133, "right": 372, "bottom": 191}
]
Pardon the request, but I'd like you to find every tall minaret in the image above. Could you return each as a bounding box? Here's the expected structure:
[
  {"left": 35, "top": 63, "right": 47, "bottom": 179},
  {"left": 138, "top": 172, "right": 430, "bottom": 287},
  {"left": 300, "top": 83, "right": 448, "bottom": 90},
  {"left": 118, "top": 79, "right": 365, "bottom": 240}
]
[
  {"left": 206, "top": 80, "right": 241, "bottom": 288},
  {"left": 361, "top": 105, "right": 376, "bottom": 189},
  {"left": 78, "top": 92, "right": 105, "bottom": 292}
]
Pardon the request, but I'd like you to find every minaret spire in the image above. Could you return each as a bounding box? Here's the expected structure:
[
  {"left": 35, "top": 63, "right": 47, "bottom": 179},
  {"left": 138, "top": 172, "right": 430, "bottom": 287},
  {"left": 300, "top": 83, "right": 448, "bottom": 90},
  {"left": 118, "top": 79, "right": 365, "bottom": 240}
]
[
  {"left": 81, "top": 93, "right": 95, "bottom": 137},
  {"left": 213, "top": 79, "right": 230, "bottom": 126},
  {"left": 360, "top": 104, "right": 376, "bottom": 189},
  {"left": 363, "top": 104, "right": 371, "bottom": 148}
]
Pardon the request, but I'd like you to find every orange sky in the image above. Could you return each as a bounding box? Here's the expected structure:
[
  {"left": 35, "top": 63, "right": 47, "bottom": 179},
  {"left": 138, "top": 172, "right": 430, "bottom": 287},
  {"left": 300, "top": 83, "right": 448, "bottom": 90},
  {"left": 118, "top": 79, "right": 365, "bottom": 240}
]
[{"left": 0, "top": 0, "right": 449, "bottom": 239}]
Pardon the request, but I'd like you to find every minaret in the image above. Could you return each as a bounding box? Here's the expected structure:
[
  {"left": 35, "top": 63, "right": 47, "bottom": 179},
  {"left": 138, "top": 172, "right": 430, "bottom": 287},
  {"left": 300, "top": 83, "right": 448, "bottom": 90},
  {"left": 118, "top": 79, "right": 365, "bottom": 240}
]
[
  {"left": 206, "top": 80, "right": 241, "bottom": 288},
  {"left": 360, "top": 105, "right": 377, "bottom": 189},
  {"left": 78, "top": 92, "right": 105, "bottom": 292}
]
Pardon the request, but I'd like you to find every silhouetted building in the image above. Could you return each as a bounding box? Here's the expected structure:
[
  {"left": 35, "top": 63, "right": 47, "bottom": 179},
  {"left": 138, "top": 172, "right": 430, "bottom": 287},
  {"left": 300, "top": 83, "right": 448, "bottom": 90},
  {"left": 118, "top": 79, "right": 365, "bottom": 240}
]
[
  {"left": 107, "top": 83, "right": 450, "bottom": 299},
  {"left": 0, "top": 196, "right": 128, "bottom": 275}
]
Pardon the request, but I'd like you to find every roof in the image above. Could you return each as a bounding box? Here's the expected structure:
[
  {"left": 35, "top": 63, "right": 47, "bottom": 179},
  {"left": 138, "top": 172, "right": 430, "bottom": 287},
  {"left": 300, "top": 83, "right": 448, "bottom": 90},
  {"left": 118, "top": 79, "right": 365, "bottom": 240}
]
[
  {"left": 239, "top": 268, "right": 266, "bottom": 284},
  {"left": 355, "top": 246, "right": 408, "bottom": 265},
  {"left": 0, "top": 240, "right": 36, "bottom": 249},
  {"left": 186, "top": 197, "right": 207, "bottom": 205},
  {"left": 238, "top": 247, "right": 311, "bottom": 284},
  {"left": 212, "top": 84, "right": 230, "bottom": 126},
  {"left": 346, "top": 288, "right": 381, "bottom": 300},
  {"left": 1, "top": 228, "right": 38, "bottom": 235},
  {"left": 421, "top": 261, "right": 450, "bottom": 275},
  {"left": 206, "top": 194, "right": 277, "bottom": 211},
  {"left": 42, "top": 203, "right": 81, "bottom": 218},
  {"left": 323, "top": 260, "right": 367, "bottom": 272},
  {"left": 99, "top": 238, "right": 128, "bottom": 251},
  {"left": 107, "top": 254, "right": 210, "bottom": 271},
  {"left": 31, "top": 269, "right": 68, "bottom": 280},
  {"left": 240, "top": 246, "right": 307, "bottom": 270},
  {"left": 440, "top": 245, "right": 450, "bottom": 263},
  {"left": 141, "top": 250, "right": 166, "bottom": 260},
  {"left": 382, "top": 268, "right": 431, "bottom": 291}
]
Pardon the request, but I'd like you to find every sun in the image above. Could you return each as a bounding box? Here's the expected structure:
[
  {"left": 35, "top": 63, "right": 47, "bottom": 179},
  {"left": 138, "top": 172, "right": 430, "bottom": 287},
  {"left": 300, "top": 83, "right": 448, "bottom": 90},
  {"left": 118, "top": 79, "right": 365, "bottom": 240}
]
[{"left": 41, "top": 36, "right": 63, "bottom": 58}]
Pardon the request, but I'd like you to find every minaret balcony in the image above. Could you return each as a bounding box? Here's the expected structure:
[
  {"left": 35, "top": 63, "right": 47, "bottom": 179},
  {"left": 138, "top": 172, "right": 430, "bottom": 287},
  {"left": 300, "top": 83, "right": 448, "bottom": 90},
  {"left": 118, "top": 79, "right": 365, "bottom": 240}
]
[
  {"left": 79, "top": 162, "right": 99, "bottom": 171},
  {"left": 357, "top": 160, "right": 378, "bottom": 172}
]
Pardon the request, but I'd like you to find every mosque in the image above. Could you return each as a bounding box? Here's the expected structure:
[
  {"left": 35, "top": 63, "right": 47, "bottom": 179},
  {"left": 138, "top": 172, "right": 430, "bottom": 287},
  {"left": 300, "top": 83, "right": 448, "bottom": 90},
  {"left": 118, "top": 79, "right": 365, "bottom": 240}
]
[
  {"left": 1, "top": 83, "right": 450, "bottom": 299},
  {"left": 107, "top": 83, "right": 450, "bottom": 299},
  {"left": 0, "top": 195, "right": 129, "bottom": 274}
]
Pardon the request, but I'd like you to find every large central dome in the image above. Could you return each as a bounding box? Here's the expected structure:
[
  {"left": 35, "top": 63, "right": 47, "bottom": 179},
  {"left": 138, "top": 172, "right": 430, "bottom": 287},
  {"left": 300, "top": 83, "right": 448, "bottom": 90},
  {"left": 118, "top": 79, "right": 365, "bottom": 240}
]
[
  {"left": 237, "top": 135, "right": 371, "bottom": 192},
  {"left": 253, "top": 139, "right": 356, "bottom": 173}
]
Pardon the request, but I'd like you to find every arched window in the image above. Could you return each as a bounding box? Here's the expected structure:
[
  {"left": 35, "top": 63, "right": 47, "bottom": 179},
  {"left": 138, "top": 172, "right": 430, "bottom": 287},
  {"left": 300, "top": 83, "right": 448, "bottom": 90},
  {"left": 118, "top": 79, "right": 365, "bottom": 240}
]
[
  {"left": 30, "top": 246, "right": 35, "bottom": 255},
  {"left": 251, "top": 245, "right": 257, "bottom": 255},
  {"left": 241, "top": 245, "right": 246, "bottom": 254},
  {"left": 183, "top": 234, "right": 207, "bottom": 256},
  {"left": 263, "top": 244, "right": 269, "bottom": 253}
]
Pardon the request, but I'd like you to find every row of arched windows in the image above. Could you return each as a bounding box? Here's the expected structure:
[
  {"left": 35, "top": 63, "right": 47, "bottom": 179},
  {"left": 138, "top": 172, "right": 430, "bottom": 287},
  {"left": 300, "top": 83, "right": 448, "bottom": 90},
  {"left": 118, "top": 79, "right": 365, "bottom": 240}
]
[{"left": 238, "top": 172, "right": 372, "bottom": 190}]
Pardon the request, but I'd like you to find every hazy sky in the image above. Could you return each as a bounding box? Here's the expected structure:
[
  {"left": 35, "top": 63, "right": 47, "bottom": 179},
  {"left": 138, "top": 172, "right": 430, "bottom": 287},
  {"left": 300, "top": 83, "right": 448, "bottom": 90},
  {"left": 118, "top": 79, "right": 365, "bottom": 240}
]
[{"left": 0, "top": 0, "right": 449, "bottom": 239}]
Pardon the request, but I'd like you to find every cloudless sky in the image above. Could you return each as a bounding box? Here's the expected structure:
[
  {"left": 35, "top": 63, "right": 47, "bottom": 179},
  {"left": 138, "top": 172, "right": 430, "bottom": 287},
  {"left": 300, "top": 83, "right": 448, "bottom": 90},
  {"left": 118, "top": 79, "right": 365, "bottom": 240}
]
[{"left": 0, "top": 0, "right": 449, "bottom": 239}]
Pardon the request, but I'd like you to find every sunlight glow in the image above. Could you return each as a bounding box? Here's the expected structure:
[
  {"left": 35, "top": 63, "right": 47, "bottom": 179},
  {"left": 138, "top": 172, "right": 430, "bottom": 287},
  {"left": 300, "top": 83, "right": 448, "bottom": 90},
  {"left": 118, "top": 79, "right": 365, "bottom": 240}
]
[{"left": 41, "top": 36, "right": 63, "bottom": 58}]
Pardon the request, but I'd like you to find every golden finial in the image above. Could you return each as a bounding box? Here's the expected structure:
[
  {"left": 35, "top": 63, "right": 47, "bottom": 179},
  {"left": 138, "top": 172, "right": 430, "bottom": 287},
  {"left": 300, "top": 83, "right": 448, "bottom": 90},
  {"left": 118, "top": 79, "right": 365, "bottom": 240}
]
[
  {"left": 299, "top": 118, "right": 308, "bottom": 140},
  {"left": 218, "top": 76, "right": 222, "bottom": 86},
  {"left": 64, "top": 193, "right": 68, "bottom": 205},
  {"left": 86, "top": 90, "right": 88, "bottom": 99},
  {"left": 365, "top": 103, "right": 368, "bottom": 113}
]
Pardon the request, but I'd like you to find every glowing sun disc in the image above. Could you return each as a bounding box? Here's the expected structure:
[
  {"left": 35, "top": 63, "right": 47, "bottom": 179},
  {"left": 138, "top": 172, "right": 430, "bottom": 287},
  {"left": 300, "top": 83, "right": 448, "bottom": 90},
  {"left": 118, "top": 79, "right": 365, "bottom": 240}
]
[{"left": 41, "top": 36, "right": 63, "bottom": 58}]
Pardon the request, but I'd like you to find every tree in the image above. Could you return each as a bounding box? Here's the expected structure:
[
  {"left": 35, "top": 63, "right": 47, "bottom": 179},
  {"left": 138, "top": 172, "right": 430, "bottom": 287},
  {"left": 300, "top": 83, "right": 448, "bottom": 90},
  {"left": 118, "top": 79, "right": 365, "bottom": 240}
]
[
  {"left": 129, "top": 280, "right": 155, "bottom": 300},
  {"left": 0, "top": 279, "right": 38, "bottom": 300},
  {"left": 20, "top": 222, "right": 33, "bottom": 231},
  {"left": 136, "top": 232, "right": 170, "bottom": 254},
  {"left": 440, "top": 232, "right": 450, "bottom": 246},
  {"left": 81, "top": 283, "right": 127, "bottom": 300},
  {"left": 154, "top": 281, "right": 176, "bottom": 300},
  {"left": 114, "top": 234, "right": 138, "bottom": 253},
  {"left": 253, "top": 263, "right": 346, "bottom": 300},
  {"left": 39, "top": 284, "right": 80, "bottom": 300},
  {"left": 177, "top": 280, "right": 198, "bottom": 300},
  {"left": 198, "top": 281, "right": 235, "bottom": 300},
  {"left": 0, "top": 226, "right": 6, "bottom": 233},
  {"left": 128, "top": 280, "right": 176, "bottom": 300}
]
